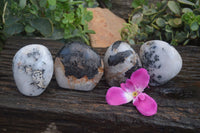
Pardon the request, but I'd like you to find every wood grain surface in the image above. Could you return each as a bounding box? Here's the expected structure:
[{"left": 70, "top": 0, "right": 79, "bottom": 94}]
[{"left": 0, "top": 37, "right": 199, "bottom": 133}]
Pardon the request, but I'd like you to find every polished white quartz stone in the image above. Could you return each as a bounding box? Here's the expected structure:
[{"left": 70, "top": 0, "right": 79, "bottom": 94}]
[
  {"left": 140, "top": 40, "right": 182, "bottom": 86},
  {"left": 13, "top": 44, "right": 53, "bottom": 96}
]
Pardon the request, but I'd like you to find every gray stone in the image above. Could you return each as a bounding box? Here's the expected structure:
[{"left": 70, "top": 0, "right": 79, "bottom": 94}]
[
  {"left": 140, "top": 40, "right": 182, "bottom": 86},
  {"left": 55, "top": 41, "right": 104, "bottom": 91},
  {"left": 104, "top": 41, "right": 142, "bottom": 86},
  {"left": 13, "top": 44, "right": 54, "bottom": 96}
]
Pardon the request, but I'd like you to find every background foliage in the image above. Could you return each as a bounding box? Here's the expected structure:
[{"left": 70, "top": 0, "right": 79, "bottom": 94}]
[
  {"left": 0, "top": 0, "right": 98, "bottom": 46},
  {"left": 121, "top": 0, "right": 200, "bottom": 45}
]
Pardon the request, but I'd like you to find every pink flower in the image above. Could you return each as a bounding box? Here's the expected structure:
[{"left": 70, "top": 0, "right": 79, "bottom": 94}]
[{"left": 106, "top": 68, "right": 157, "bottom": 116}]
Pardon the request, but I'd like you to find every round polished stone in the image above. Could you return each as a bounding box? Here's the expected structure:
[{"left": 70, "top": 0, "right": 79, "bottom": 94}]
[
  {"left": 13, "top": 44, "right": 54, "bottom": 96},
  {"left": 104, "top": 41, "right": 142, "bottom": 86},
  {"left": 55, "top": 41, "right": 104, "bottom": 91},
  {"left": 140, "top": 40, "right": 182, "bottom": 86}
]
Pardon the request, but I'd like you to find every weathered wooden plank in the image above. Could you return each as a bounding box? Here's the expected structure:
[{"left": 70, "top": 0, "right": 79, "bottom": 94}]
[{"left": 0, "top": 37, "right": 200, "bottom": 133}]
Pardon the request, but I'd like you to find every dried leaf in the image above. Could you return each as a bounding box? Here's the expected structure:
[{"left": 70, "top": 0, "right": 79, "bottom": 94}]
[{"left": 132, "top": 12, "right": 143, "bottom": 24}]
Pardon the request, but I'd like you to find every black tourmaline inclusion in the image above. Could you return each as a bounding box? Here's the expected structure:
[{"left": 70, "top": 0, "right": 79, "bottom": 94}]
[
  {"left": 108, "top": 50, "right": 133, "bottom": 66},
  {"left": 111, "top": 41, "right": 122, "bottom": 51},
  {"left": 57, "top": 42, "right": 102, "bottom": 79}
]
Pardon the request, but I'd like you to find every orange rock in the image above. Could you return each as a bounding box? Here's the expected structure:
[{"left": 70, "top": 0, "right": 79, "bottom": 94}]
[{"left": 87, "top": 8, "right": 126, "bottom": 48}]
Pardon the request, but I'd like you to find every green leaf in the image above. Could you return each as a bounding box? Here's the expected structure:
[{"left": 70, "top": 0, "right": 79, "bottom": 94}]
[
  {"left": 143, "top": 9, "right": 157, "bottom": 16},
  {"left": 165, "top": 24, "right": 172, "bottom": 32},
  {"left": 4, "top": 23, "right": 24, "bottom": 36},
  {"left": 173, "top": 18, "right": 182, "bottom": 26},
  {"left": 30, "top": 4, "right": 39, "bottom": 15},
  {"left": 129, "top": 39, "right": 135, "bottom": 45},
  {"left": 156, "top": 18, "right": 166, "bottom": 27},
  {"left": 171, "top": 39, "right": 178, "bottom": 45},
  {"left": 30, "top": 18, "right": 53, "bottom": 37},
  {"left": 62, "top": 12, "right": 75, "bottom": 24},
  {"left": 39, "top": 0, "right": 47, "bottom": 8},
  {"left": 19, "top": 0, "right": 26, "bottom": 9},
  {"left": 49, "top": 5, "right": 56, "bottom": 10},
  {"left": 54, "top": 11, "right": 62, "bottom": 21},
  {"left": 4, "top": 16, "right": 20, "bottom": 26},
  {"left": 137, "top": 33, "right": 148, "bottom": 41},
  {"left": 182, "top": 8, "right": 193, "bottom": 13},
  {"left": 85, "top": 30, "right": 95, "bottom": 34},
  {"left": 196, "top": 0, "right": 199, "bottom": 6},
  {"left": 177, "top": 0, "right": 195, "bottom": 6},
  {"left": 88, "top": 1, "right": 98, "bottom": 8},
  {"left": 165, "top": 32, "right": 172, "bottom": 41},
  {"left": 76, "top": 5, "right": 93, "bottom": 25},
  {"left": 183, "top": 39, "right": 190, "bottom": 45},
  {"left": 193, "top": 9, "right": 200, "bottom": 15},
  {"left": 182, "top": 12, "right": 195, "bottom": 24},
  {"left": 85, "top": 11, "right": 93, "bottom": 22},
  {"left": 168, "top": 19, "right": 181, "bottom": 27},
  {"left": 48, "top": 0, "right": 56, "bottom": 5},
  {"left": 57, "top": 0, "right": 68, "bottom": 2},
  {"left": 174, "top": 31, "right": 187, "bottom": 43},
  {"left": 132, "top": 0, "right": 148, "bottom": 8},
  {"left": 167, "top": 1, "right": 181, "bottom": 15},
  {"left": 155, "top": 31, "right": 162, "bottom": 40},
  {"left": 196, "top": 15, "right": 200, "bottom": 25},
  {"left": 145, "top": 25, "right": 154, "bottom": 34},
  {"left": 190, "top": 31, "right": 198, "bottom": 39},
  {"left": 157, "top": 0, "right": 168, "bottom": 10},
  {"left": 69, "top": 1, "right": 83, "bottom": 5},
  {"left": 30, "top": 0, "right": 39, "bottom": 8},
  {"left": 25, "top": 25, "right": 35, "bottom": 33},
  {"left": 48, "top": 28, "right": 64, "bottom": 40},
  {"left": 190, "top": 21, "right": 199, "bottom": 31}
]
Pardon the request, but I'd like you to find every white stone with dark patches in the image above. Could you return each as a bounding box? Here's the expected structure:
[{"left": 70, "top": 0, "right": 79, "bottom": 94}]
[
  {"left": 13, "top": 44, "right": 54, "bottom": 96},
  {"left": 55, "top": 41, "right": 104, "bottom": 91},
  {"left": 140, "top": 40, "right": 182, "bottom": 86},
  {"left": 104, "top": 41, "right": 142, "bottom": 86}
]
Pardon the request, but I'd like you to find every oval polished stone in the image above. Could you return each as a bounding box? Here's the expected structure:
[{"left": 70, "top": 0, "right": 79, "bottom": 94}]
[
  {"left": 140, "top": 40, "right": 182, "bottom": 86},
  {"left": 12, "top": 44, "right": 54, "bottom": 96},
  {"left": 55, "top": 41, "right": 104, "bottom": 91},
  {"left": 104, "top": 41, "right": 142, "bottom": 86}
]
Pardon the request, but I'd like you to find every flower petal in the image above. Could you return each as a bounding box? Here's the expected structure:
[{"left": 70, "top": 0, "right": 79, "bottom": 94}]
[
  {"left": 121, "top": 79, "right": 135, "bottom": 92},
  {"left": 133, "top": 93, "right": 157, "bottom": 116},
  {"left": 130, "top": 68, "right": 150, "bottom": 92},
  {"left": 120, "top": 83, "right": 127, "bottom": 92},
  {"left": 106, "top": 87, "right": 132, "bottom": 106}
]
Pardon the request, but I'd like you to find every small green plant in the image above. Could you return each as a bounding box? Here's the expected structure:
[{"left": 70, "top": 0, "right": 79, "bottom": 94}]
[
  {"left": 132, "top": 0, "right": 148, "bottom": 8},
  {"left": 121, "top": 0, "right": 200, "bottom": 45},
  {"left": 1, "top": 0, "right": 97, "bottom": 45}
]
